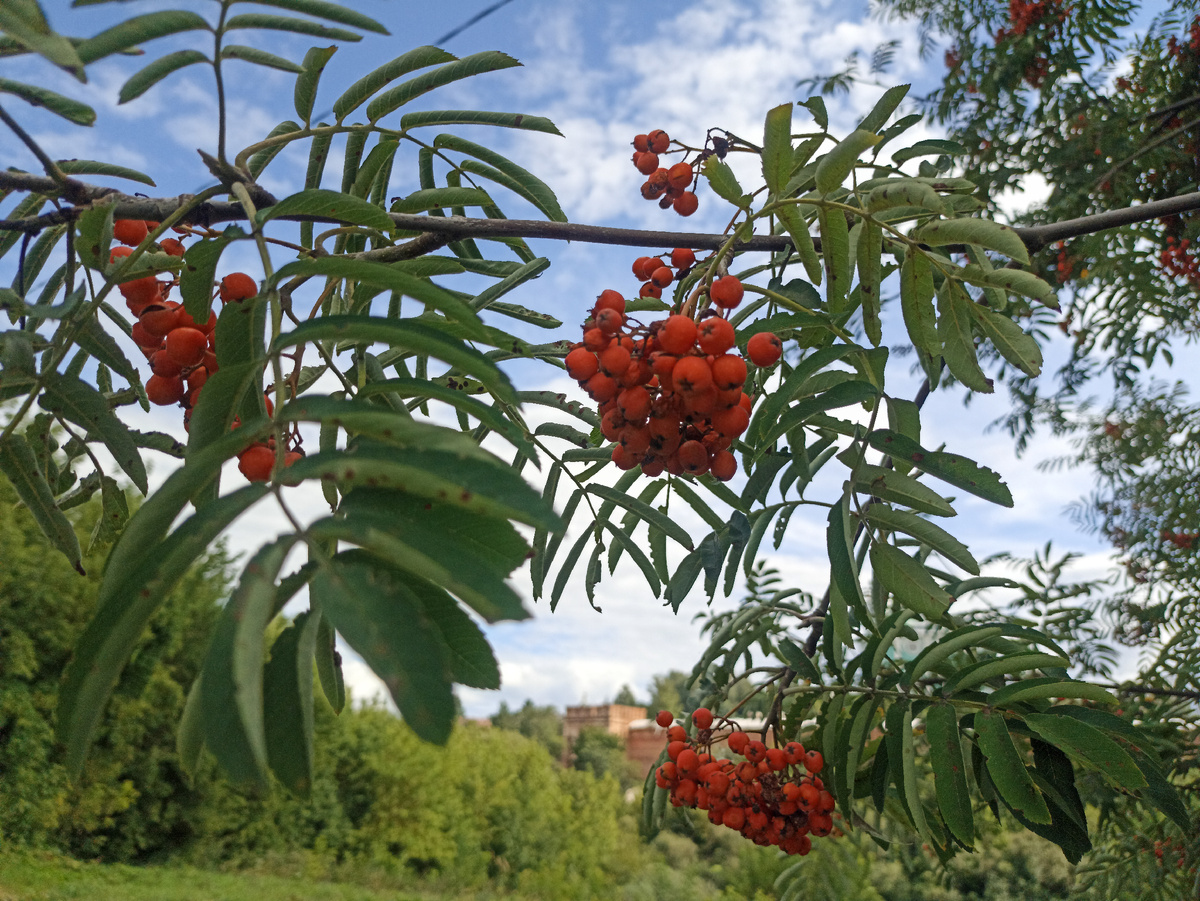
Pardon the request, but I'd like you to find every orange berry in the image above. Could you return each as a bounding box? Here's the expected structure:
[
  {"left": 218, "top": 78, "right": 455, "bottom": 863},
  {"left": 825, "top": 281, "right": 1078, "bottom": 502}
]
[
  {"left": 692, "top": 707, "right": 714, "bottom": 730},
  {"left": 108, "top": 245, "right": 133, "bottom": 264},
  {"left": 164, "top": 327, "right": 208, "bottom": 368},
  {"left": 804, "top": 749, "right": 824, "bottom": 774},
  {"left": 727, "top": 730, "right": 750, "bottom": 754},
  {"left": 145, "top": 374, "right": 185, "bottom": 406},
  {"left": 139, "top": 303, "right": 180, "bottom": 339},
  {"left": 639, "top": 282, "right": 662, "bottom": 298},
  {"left": 160, "top": 237, "right": 186, "bottom": 256},
  {"left": 671, "top": 356, "right": 712, "bottom": 394},
  {"left": 647, "top": 129, "right": 670, "bottom": 153},
  {"left": 710, "top": 449, "right": 737, "bottom": 481},
  {"left": 598, "top": 343, "right": 632, "bottom": 376},
  {"left": 565, "top": 347, "right": 600, "bottom": 381},
  {"left": 633, "top": 134, "right": 650, "bottom": 153},
  {"left": 677, "top": 748, "right": 700, "bottom": 778},
  {"left": 584, "top": 372, "right": 619, "bottom": 402},
  {"left": 656, "top": 710, "right": 674, "bottom": 728},
  {"left": 238, "top": 444, "right": 275, "bottom": 482},
  {"left": 711, "top": 404, "right": 749, "bottom": 438},
  {"left": 678, "top": 439, "right": 709, "bottom": 475},
  {"left": 747, "top": 332, "right": 783, "bottom": 367},
  {"left": 219, "top": 272, "right": 257, "bottom": 303},
  {"left": 765, "top": 748, "right": 788, "bottom": 771},
  {"left": 783, "top": 741, "right": 805, "bottom": 766},
  {"left": 710, "top": 275, "right": 745, "bottom": 309},
  {"left": 632, "top": 257, "right": 653, "bottom": 280},
  {"left": 744, "top": 740, "right": 767, "bottom": 763},
  {"left": 594, "top": 307, "right": 624, "bottom": 335},
  {"left": 149, "top": 350, "right": 182, "bottom": 379},
  {"left": 113, "top": 218, "right": 149, "bottom": 246},
  {"left": 667, "top": 725, "right": 687, "bottom": 743},
  {"left": 710, "top": 353, "right": 746, "bottom": 390},
  {"left": 635, "top": 151, "right": 660, "bottom": 175},
  {"left": 671, "top": 247, "right": 696, "bottom": 269},
  {"left": 722, "top": 807, "right": 746, "bottom": 830},
  {"left": 673, "top": 191, "right": 699, "bottom": 216},
  {"left": 666, "top": 162, "right": 692, "bottom": 192},
  {"left": 658, "top": 315, "right": 697, "bottom": 354},
  {"left": 650, "top": 266, "right": 674, "bottom": 289},
  {"left": 594, "top": 289, "right": 625, "bottom": 316},
  {"left": 697, "top": 317, "right": 735, "bottom": 355},
  {"left": 119, "top": 276, "right": 161, "bottom": 312},
  {"left": 667, "top": 740, "right": 687, "bottom": 760}
]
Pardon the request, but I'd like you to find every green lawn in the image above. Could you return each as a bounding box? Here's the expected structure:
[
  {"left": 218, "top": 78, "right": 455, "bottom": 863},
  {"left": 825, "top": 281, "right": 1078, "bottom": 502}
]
[{"left": 0, "top": 851, "right": 431, "bottom": 901}]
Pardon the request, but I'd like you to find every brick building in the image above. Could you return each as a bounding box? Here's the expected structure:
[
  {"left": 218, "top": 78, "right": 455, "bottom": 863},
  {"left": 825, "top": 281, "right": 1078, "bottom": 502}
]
[{"left": 562, "top": 702, "right": 770, "bottom": 777}]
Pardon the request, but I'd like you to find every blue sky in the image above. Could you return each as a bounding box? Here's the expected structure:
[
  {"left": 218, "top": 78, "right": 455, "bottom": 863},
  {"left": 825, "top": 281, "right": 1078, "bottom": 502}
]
[{"left": 3, "top": 0, "right": 1142, "bottom": 716}]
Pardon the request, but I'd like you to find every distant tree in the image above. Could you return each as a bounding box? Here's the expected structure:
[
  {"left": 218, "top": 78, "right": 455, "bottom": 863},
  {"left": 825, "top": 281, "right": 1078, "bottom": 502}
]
[
  {"left": 571, "top": 725, "right": 639, "bottom": 790},
  {"left": 612, "top": 684, "right": 642, "bottom": 707},
  {"left": 490, "top": 699, "right": 564, "bottom": 761},
  {"left": 646, "top": 671, "right": 690, "bottom": 718}
]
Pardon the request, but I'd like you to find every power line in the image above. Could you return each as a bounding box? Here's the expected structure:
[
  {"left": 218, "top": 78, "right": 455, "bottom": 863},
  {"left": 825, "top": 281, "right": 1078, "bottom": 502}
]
[{"left": 433, "top": 0, "right": 518, "bottom": 45}]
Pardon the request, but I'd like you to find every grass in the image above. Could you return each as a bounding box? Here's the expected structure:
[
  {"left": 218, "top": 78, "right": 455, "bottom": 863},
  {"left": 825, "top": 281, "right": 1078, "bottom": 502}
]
[{"left": 0, "top": 850, "right": 431, "bottom": 901}]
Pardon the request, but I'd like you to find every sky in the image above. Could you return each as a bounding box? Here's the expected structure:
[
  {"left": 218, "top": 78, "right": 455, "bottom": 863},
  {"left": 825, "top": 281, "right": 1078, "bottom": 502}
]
[{"left": 0, "top": 0, "right": 1154, "bottom": 717}]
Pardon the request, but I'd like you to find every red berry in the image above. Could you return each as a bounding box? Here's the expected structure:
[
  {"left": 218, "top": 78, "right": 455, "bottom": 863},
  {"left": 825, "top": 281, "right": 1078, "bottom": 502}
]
[
  {"left": 710, "top": 276, "right": 745, "bottom": 309},
  {"left": 666, "top": 162, "right": 692, "bottom": 192},
  {"left": 650, "top": 266, "right": 674, "bottom": 289},
  {"left": 145, "top": 374, "right": 185, "bottom": 406},
  {"left": 565, "top": 348, "right": 600, "bottom": 381},
  {"left": 747, "top": 332, "right": 783, "bottom": 367},
  {"left": 692, "top": 708, "right": 714, "bottom": 730},
  {"left": 673, "top": 192, "right": 699, "bottom": 216},
  {"left": 219, "top": 272, "right": 258, "bottom": 303},
  {"left": 113, "top": 219, "right": 149, "bottom": 246},
  {"left": 671, "top": 247, "right": 696, "bottom": 270},
  {"left": 238, "top": 444, "right": 275, "bottom": 482},
  {"left": 647, "top": 129, "right": 670, "bottom": 153},
  {"left": 635, "top": 152, "right": 660, "bottom": 175},
  {"left": 656, "top": 710, "right": 674, "bottom": 728},
  {"left": 164, "top": 327, "right": 208, "bottom": 368}
]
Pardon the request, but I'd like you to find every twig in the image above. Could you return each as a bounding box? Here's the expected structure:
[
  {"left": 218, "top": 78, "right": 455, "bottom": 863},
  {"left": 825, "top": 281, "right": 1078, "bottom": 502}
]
[
  {"left": 0, "top": 103, "right": 69, "bottom": 187},
  {"left": 2, "top": 173, "right": 1198, "bottom": 255}
]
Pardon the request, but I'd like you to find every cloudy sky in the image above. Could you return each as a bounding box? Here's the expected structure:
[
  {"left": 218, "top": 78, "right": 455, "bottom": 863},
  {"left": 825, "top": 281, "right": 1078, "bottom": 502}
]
[{"left": 2, "top": 0, "right": 1140, "bottom": 716}]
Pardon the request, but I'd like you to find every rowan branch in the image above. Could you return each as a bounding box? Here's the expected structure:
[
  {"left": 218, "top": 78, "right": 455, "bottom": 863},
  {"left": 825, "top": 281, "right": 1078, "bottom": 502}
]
[{"left": 2, "top": 169, "right": 1199, "bottom": 256}]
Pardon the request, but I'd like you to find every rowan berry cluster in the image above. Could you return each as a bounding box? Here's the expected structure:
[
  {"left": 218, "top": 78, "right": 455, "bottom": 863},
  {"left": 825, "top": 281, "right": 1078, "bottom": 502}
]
[
  {"left": 653, "top": 708, "right": 838, "bottom": 856},
  {"left": 111, "top": 220, "right": 301, "bottom": 482},
  {"left": 995, "top": 0, "right": 1067, "bottom": 42},
  {"left": 631, "top": 129, "right": 699, "bottom": 217},
  {"left": 1160, "top": 235, "right": 1199, "bottom": 286}
]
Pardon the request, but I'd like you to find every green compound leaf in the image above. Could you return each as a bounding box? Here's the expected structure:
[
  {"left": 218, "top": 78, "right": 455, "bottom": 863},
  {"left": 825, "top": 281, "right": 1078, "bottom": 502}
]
[
  {"left": 0, "top": 77, "right": 94, "bottom": 125},
  {"left": 367, "top": 51, "right": 521, "bottom": 121},
  {"left": 856, "top": 84, "right": 910, "bottom": 134},
  {"left": 702, "top": 156, "right": 750, "bottom": 206},
  {"left": 864, "top": 430, "right": 1013, "bottom": 508},
  {"left": 261, "top": 187, "right": 394, "bottom": 233},
  {"left": 405, "top": 579, "right": 501, "bottom": 689},
  {"left": 860, "top": 506, "right": 979, "bottom": 574},
  {"left": 273, "top": 315, "right": 516, "bottom": 404},
  {"left": 179, "top": 232, "right": 238, "bottom": 323},
  {"left": 223, "top": 13, "right": 364, "bottom": 42},
  {"left": 273, "top": 255, "right": 482, "bottom": 334},
  {"left": 201, "top": 536, "right": 296, "bottom": 789},
  {"left": 293, "top": 44, "right": 337, "bottom": 124},
  {"left": 400, "top": 109, "right": 561, "bottom": 135},
  {"left": 236, "top": 0, "right": 388, "bottom": 34},
  {"left": 56, "top": 158, "right": 156, "bottom": 186},
  {"left": 312, "top": 552, "right": 456, "bottom": 744},
  {"left": 1023, "top": 712, "right": 1146, "bottom": 792},
  {"left": 333, "top": 45, "right": 456, "bottom": 121},
  {"left": 900, "top": 250, "right": 938, "bottom": 355},
  {"left": 911, "top": 217, "right": 1030, "bottom": 265},
  {"left": 435, "top": 133, "right": 566, "bottom": 223},
  {"left": 974, "top": 710, "right": 1051, "bottom": 824},
  {"left": 76, "top": 11, "right": 211, "bottom": 64},
  {"left": 946, "top": 654, "right": 1070, "bottom": 695},
  {"left": 870, "top": 542, "right": 953, "bottom": 620},
  {"left": 39, "top": 372, "right": 147, "bottom": 494},
  {"left": 119, "top": 49, "right": 210, "bottom": 103},
  {"left": 937, "top": 280, "right": 991, "bottom": 393},
  {"left": 221, "top": 44, "right": 303, "bottom": 73},
  {"left": 58, "top": 475, "right": 270, "bottom": 777},
  {"left": 815, "top": 129, "right": 881, "bottom": 196},
  {"left": 988, "top": 676, "right": 1119, "bottom": 707},
  {"left": 0, "top": 432, "right": 82, "bottom": 572},
  {"left": 0, "top": 2, "right": 84, "bottom": 78},
  {"left": 852, "top": 463, "right": 956, "bottom": 517},
  {"left": 262, "top": 610, "right": 319, "bottom": 796},
  {"left": 762, "top": 102, "right": 793, "bottom": 195},
  {"left": 969, "top": 303, "right": 1043, "bottom": 378},
  {"left": 775, "top": 204, "right": 822, "bottom": 284},
  {"left": 927, "top": 703, "right": 974, "bottom": 847},
  {"left": 315, "top": 613, "right": 345, "bottom": 714}
]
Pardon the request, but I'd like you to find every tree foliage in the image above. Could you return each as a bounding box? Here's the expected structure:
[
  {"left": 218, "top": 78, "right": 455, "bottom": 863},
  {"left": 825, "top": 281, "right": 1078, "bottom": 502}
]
[{"left": 0, "top": 0, "right": 1196, "bottom": 891}]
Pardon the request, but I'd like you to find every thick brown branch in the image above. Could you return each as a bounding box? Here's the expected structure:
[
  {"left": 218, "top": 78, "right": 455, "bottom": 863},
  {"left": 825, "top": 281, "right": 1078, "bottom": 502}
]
[{"left": 2, "top": 169, "right": 1200, "bottom": 256}]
